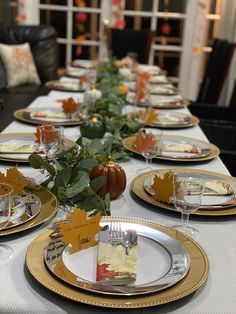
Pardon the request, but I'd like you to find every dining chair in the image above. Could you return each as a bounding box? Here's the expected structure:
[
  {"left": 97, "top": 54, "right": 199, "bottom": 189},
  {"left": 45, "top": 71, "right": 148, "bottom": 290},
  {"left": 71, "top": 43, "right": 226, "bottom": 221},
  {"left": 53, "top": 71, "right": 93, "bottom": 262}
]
[
  {"left": 106, "top": 28, "right": 154, "bottom": 64},
  {"left": 189, "top": 79, "right": 236, "bottom": 122},
  {"left": 197, "top": 38, "right": 235, "bottom": 104}
]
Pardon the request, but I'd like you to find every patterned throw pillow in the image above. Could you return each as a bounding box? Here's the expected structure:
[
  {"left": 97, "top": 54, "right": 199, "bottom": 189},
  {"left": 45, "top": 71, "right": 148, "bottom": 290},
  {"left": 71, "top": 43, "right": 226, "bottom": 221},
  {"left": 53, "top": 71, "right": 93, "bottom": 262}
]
[{"left": 0, "top": 42, "right": 41, "bottom": 88}]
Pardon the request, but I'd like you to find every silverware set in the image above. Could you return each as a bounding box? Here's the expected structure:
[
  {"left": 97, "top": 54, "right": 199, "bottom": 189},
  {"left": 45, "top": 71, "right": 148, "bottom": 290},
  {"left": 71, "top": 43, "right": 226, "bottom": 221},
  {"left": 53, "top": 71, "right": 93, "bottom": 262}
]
[{"left": 106, "top": 221, "right": 138, "bottom": 255}]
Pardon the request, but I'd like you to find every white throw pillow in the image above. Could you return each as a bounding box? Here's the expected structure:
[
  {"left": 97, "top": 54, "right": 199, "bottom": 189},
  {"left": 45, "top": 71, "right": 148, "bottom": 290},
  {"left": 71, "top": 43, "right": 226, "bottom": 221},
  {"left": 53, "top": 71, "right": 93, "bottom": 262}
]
[{"left": 0, "top": 42, "right": 41, "bottom": 87}]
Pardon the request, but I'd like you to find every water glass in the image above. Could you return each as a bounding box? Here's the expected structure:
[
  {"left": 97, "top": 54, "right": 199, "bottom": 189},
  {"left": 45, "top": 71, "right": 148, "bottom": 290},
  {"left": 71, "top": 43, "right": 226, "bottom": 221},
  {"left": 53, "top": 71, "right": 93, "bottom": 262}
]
[
  {"left": 0, "top": 183, "right": 14, "bottom": 261},
  {"left": 137, "top": 129, "right": 163, "bottom": 174},
  {"left": 172, "top": 172, "right": 205, "bottom": 238},
  {"left": 39, "top": 124, "right": 64, "bottom": 158}
]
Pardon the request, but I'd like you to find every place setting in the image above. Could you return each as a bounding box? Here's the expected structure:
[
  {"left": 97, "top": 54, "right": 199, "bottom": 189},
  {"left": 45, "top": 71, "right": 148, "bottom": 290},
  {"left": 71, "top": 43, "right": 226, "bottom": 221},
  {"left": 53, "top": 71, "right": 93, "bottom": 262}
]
[
  {"left": 0, "top": 167, "right": 58, "bottom": 237},
  {"left": 26, "top": 208, "right": 209, "bottom": 308},
  {"left": 127, "top": 107, "right": 199, "bottom": 129},
  {"left": 122, "top": 129, "right": 220, "bottom": 163},
  {"left": 131, "top": 168, "right": 236, "bottom": 217},
  {"left": 13, "top": 97, "right": 83, "bottom": 126},
  {"left": 0, "top": 126, "right": 76, "bottom": 163},
  {"left": 127, "top": 92, "right": 190, "bottom": 109},
  {"left": 45, "top": 76, "right": 90, "bottom": 92}
]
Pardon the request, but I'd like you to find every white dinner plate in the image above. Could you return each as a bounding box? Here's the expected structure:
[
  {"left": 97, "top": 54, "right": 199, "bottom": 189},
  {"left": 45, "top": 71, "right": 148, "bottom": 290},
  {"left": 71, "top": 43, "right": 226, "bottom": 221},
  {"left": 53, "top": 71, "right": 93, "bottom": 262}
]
[
  {"left": 6, "top": 193, "right": 41, "bottom": 229},
  {"left": 45, "top": 220, "right": 190, "bottom": 296}
]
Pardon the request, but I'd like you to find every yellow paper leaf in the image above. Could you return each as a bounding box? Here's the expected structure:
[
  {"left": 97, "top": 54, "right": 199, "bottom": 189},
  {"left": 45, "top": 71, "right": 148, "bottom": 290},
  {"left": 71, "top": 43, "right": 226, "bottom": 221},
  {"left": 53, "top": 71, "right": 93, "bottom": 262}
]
[
  {"left": 0, "top": 167, "right": 28, "bottom": 195},
  {"left": 59, "top": 208, "right": 102, "bottom": 254},
  {"left": 151, "top": 171, "right": 173, "bottom": 204},
  {"left": 138, "top": 107, "right": 159, "bottom": 125}
]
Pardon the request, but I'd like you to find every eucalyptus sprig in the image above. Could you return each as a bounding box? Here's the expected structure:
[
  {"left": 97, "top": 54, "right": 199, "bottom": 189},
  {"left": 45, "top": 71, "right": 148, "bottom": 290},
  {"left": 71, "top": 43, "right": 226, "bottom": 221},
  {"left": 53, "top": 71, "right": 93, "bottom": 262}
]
[{"left": 28, "top": 134, "right": 130, "bottom": 215}]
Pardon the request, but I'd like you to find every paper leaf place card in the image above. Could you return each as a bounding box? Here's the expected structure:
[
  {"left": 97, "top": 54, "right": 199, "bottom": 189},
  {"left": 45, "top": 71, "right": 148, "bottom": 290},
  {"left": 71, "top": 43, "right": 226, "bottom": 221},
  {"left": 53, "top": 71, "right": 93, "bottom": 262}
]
[
  {"left": 151, "top": 170, "right": 174, "bottom": 204},
  {"left": 133, "top": 132, "right": 156, "bottom": 153},
  {"left": 0, "top": 167, "right": 29, "bottom": 195},
  {"left": 57, "top": 97, "right": 80, "bottom": 115},
  {"left": 138, "top": 107, "right": 159, "bottom": 125},
  {"left": 34, "top": 124, "right": 59, "bottom": 144},
  {"left": 59, "top": 208, "right": 102, "bottom": 254}
]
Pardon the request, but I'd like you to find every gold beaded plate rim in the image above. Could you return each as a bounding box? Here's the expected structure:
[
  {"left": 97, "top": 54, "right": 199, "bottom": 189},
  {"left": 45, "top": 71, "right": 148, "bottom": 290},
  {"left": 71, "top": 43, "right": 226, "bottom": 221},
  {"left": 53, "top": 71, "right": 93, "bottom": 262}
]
[
  {"left": 122, "top": 135, "right": 220, "bottom": 162},
  {"left": 26, "top": 216, "right": 209, "bottom": 308},
  {"left": 130, "top": 169, "right": 236, "bottom": 216}
]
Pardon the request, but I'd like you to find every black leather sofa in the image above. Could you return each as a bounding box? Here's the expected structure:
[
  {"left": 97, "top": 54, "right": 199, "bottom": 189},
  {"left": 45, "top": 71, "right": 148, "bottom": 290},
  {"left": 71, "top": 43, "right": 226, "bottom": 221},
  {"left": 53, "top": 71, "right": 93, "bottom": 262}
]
[{"left": 0, "top": 24, "right": 58, "bottom": 131}]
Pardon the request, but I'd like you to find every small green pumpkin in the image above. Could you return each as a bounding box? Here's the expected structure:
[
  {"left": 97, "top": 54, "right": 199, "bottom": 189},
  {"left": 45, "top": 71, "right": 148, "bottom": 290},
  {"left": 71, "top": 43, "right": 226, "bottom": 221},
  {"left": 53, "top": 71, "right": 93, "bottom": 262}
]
[{"left": 80, "top": 114, "right": 106, "bottom": 139}]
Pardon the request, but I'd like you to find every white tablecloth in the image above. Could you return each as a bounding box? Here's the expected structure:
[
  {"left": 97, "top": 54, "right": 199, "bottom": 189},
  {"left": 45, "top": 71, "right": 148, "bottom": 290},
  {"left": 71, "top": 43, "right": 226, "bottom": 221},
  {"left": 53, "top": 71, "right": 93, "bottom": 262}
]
[{"left": 1, "top": 88, "right": 236, "bottom": 314}]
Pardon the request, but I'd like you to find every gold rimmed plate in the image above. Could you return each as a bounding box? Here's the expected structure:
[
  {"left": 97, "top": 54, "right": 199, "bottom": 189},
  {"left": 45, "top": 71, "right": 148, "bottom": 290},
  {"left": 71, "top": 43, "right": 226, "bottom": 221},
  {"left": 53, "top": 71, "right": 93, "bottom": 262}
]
[
  {"left": 0, "top": 185, "right": 58, "bottom": 236},
  {"left": 71, "top": 59, "right": 93, "bottom": 69},
  {"left": 65, "top": 70, "right": 87, "bottom": 79},
  {"left": 0, "top": 133, "right": 76, "bottom": 163},
  {"left": 145, "top": 111, "right": 199, "bottom": 129},
  {"left": 44, "top": 220, "right": 190, "bottom": 296},
  {"left": 26, "top": 216, "right": 209, "bottom": 308},
  {"left": 14, "top": 108, "right": 82, "bottom": 126},
  {"left": 127, "top": 94, "right": 190, "bottom": 109},
  {"left": 46, "top": 80, "right": 88, "bottom": 92},
  {"left": 123, "top": 135, "right": 219, "bottom": 162},
  {"left": 131, "top": 169, "right": 236, "bottom": 216}
]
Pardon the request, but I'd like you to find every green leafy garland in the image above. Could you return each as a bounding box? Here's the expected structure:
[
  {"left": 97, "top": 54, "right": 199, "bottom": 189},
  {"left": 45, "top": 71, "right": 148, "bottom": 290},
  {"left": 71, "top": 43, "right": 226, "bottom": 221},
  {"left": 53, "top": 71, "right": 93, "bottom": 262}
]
[
  {"left": 82, "top": 59, "right": 143, "bottom": 136},
  {"left": 29, "top": 60, "right": 142, "bottom": 216}
]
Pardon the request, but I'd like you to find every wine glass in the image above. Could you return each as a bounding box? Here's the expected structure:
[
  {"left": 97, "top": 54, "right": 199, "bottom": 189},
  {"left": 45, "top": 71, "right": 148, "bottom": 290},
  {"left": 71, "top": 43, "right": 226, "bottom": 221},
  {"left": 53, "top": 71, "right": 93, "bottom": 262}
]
[
  {"left": 39, "top": 124, "right": 64, "bottom": 159},
  {"left": 137, "top": 128, "right": 163, "bottom": 174},
  {"left": 172, "top": 172, "right": 205, "bottom": 238},
  {"left": 0, "top": 183, "right": 14, "bottom": 261}
]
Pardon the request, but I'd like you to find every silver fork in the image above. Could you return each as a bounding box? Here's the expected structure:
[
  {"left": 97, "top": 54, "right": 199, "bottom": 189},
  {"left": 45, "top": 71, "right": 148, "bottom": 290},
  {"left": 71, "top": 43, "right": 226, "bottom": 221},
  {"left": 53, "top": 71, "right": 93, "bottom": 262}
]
[{"left": 108, "top": 221, "right": 122, "bottom": 245}]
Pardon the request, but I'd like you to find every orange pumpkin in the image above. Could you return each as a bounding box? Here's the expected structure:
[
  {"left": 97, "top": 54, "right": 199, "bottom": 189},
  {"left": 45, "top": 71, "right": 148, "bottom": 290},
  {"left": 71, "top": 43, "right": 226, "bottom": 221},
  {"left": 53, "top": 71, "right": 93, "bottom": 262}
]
[{"left": 90, "top": 156, "right": 126, "bottom": 200}]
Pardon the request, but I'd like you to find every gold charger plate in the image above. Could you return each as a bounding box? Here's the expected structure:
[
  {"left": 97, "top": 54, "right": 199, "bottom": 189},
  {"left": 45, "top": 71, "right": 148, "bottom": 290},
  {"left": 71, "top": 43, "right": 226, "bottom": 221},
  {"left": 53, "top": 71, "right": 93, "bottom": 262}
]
[
  {"left": 131, "top": 169, "right": 236, "bottom": 216},
  {"left": 0, "top": 186, "right": 58, "bottom": 236},
  {"left": 0, "top": 133, "right": 76, "bottom": 163},
  {"left": 123, "top": 135, "right": 219, "bottom": 162},
  {"left": 45, "top": 80, "right": 87, "bottom": 92},
  {"left": 14, "top": 109, "right": 82, "bottom": 126},
  {"left": 127, "top": 96, "right": 190, "bottom": 109},
  {"left": 26, "top": 216, "right": 209, "bottom": 308},
  {"left": 146, "top": 114, "right": 199, "bottom": 129}
]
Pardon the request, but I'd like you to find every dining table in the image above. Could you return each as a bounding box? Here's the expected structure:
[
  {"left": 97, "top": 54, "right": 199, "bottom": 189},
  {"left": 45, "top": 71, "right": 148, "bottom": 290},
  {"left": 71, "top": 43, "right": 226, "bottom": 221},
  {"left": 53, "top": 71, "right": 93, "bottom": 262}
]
[{"left": 1, "top": 63, "right": 236, "bottom": 314}]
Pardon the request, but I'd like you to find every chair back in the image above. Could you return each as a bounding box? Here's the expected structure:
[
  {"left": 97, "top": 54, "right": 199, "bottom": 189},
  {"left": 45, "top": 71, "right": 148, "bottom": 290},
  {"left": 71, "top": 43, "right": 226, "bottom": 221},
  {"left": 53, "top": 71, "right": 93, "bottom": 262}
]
[
  {"left": 197, "top": 39, "right": 235, "bottom": 104},
  {"left": 107, "top": 28, "right": 154, "bottom": 64}
]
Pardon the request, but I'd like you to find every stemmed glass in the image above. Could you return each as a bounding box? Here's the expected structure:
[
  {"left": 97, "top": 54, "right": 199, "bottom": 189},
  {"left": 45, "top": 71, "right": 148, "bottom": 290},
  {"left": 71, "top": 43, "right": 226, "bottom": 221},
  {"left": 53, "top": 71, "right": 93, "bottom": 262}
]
[
  {"left": 0, "top": 183, "right": 14, "bottom": 261},
  {"left": 137, "top": 128, "right": 163, "bottom": 174},
  {"left": 39, "top": 124, "right": 64, "bottom": 159},
  {"left": 172, "top": 172, "right": 205, "bottom": 238}
]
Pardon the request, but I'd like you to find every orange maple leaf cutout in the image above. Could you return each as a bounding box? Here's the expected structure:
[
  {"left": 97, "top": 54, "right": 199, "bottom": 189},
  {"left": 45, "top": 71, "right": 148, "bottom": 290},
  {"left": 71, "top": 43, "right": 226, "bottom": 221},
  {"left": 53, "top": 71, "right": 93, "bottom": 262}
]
[
  {"left": 135, "top": 90, "right": 145, "bottom": 102},
  {"left": 59, "top": 208, "right": 103, "bottom": 254},
  {"left": 137, "top": 71, "right": 151, "bottom": 81},
  {"left": 151, "top": 171, "right": 174, "bottom": 204},
  {"left": 0, "top": 168, "right": 28, "bottom": 195},
  {"left": 136, "top": 79, "right": 146, "bottom": 90},
  {"left": 35, "top": 124, "right": 59, "bottom": 144},
  {"left": 133, "top": 132, "right": 156, "bottom": 153},
  {"left": 138, "top": 107, "right": 159, "bottom": 125},
  {"left": 58, "top": 97, "right": 80, "bottom": 115}
]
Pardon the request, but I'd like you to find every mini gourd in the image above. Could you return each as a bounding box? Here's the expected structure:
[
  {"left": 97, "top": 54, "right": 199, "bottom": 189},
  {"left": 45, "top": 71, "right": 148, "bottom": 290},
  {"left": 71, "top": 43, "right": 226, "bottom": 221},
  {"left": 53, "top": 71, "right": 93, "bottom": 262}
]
[{"left": 80, "top": 114, "right": 105, "bottom": 139}]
